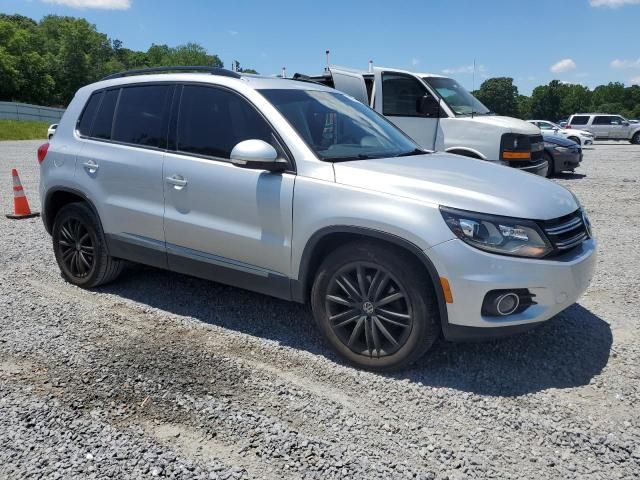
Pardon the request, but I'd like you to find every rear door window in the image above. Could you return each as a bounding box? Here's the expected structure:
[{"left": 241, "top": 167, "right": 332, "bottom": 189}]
[
  {"left": 112, "top": 85, "right": 172, "bottom": 148},
  {"left": 570, "top": 116, "right": 589, "bottom": 125},
  {"left": 176, "top": 85, "right": 275, "bottom": 159},
  {"left": 92, "top": 89, "right": 119, "bottom": 140},
  {"left": 593, "top": 116, "right": 612, "bottom": 125}
]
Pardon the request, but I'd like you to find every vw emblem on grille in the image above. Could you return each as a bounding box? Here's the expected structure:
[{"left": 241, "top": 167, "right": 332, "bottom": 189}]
[{"left": 362, "top": 302, "right": 375, "bottom": 315}]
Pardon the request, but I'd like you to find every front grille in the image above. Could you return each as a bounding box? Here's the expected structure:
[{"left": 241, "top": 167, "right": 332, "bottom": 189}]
[{"left": 539, "top": 209, "right": 589, "bottom": 255}]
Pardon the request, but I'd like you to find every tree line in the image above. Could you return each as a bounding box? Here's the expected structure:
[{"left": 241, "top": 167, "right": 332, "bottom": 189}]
[
  {"left": 0, "top": 14, "right": 257, "bottom": 107},
  {"left": 473, "top": 77, "right": 640, "bottom": 121}
]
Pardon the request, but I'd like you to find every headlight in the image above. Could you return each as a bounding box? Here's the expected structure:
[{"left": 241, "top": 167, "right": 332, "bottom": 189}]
[
  {"left": 440, "top": 207, "right": 553, "bottom": 258},
  {"left": 553, "top": 146, "right": 571, "bottom": 153}
]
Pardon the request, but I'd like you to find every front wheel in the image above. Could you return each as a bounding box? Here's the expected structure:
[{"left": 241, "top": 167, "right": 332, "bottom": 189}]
[
  {"left": 52, "top": 202, "right": 123, "bottom": 288},
  {"left": 631, "top": 132, "right": 640, "bottom": 145},
  {"left": 311, "top": 242, "right": 440, "bottom": 371},
  {"left": 544, "top": 152, "right": 554, "bottom": 178}
]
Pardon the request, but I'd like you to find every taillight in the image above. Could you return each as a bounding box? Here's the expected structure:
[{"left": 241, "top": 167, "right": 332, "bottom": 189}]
[{"left": 37, "top": 143, "right": 49, "bottom": 164}]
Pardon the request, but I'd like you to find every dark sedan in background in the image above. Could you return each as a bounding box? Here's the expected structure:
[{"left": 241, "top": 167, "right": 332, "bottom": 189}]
[{"left": 542, "top": 134, "right": 582, "bottom": 177}]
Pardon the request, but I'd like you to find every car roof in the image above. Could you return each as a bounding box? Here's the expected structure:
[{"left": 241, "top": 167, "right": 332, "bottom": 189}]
[{"left": 84, "top": 71, "right": 336, "bottom": 93}]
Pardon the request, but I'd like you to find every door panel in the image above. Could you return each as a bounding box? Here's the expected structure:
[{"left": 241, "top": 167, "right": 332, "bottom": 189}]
[
  {"left": 163, "top": 155, "right": 294, "bottom": 275},
  {"left": 74, "top": 85, "right": 170, "bottom": 259},
  {"left": 591, "top": 116, "right": 611, "bottom": 139},
  {"left": 373, "top": 68, "right": 438, "bottom": 149},
  {"left": 163, "top": 84, "right": 294, "bottom": 277}
]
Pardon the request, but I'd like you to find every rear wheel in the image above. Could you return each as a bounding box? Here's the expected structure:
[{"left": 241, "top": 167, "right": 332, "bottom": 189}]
[
  {"left": 631, "top": 132, "right": 640, "bottom": 145},
  {"left": 311, "top": 242, "right": 440, "bottom": 371},
  {"left": 52, "top": 203, "right": 123, "bottom": 288}
]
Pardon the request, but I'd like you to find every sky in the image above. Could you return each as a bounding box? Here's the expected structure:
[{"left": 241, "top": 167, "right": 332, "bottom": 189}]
[{"left": 1, "top": 0, "right": 640, "bottom": 94}]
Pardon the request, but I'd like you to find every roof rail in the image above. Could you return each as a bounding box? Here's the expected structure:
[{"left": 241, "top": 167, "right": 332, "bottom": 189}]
[{"left": 101, "top": 66, "right": 241, "bottom": 81}]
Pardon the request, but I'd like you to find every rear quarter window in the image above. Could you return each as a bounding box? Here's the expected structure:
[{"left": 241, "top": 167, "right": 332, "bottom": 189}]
[
  {"left": 77, "top": 92, "right": 102, "bottom": 137},
  {"left": 92, "top": 89, "right": 119, "bottom": 140}
]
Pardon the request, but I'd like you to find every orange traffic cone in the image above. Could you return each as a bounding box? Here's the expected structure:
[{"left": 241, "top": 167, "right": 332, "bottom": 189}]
[{"left": 6, "top": 169, "right": 39, "bottom": 219}]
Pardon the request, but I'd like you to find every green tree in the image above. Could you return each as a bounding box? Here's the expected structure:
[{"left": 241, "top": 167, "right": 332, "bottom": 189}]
[{"left": 474, "top": 77, "right": 519, "bottom": 117}]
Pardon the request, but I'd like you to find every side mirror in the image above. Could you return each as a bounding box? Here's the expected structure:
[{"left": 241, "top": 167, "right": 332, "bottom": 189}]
[
  {"left": 230, "top": 140, "right": 287, "bottom": 172},
  {"left": 417, "top": 95, "right": 441, "bottom": 117},
  {"left": 553, "top": 128, "right": 559, "bottom": 133}
]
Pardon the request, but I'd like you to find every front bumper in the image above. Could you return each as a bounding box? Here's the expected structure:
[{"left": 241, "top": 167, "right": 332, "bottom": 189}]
[
  {"left": 427, "top": 237, "right": 596, "bottom": 340},
  {"left": 550, "top": 149, "right": 582, "bottom": 173}
]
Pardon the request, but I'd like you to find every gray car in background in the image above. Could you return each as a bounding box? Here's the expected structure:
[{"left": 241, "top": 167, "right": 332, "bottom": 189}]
[{"left": 567, "top": 113, "right": 640, "bottom": 144}]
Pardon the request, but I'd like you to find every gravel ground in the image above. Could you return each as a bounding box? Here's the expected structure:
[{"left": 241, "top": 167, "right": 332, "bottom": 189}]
[{"left": 1, "top": 140, "right": 639, "bottom": 480}]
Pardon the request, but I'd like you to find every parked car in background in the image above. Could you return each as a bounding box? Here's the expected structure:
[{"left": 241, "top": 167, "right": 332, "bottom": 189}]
[
  {"left": 558, "top": 120, "right": 568, "bottom": 128},
  {"left": 47, "top": 124, "right": 58, "bottom": 139},
  {"left": 630, "top": 119, "right": 639, "bottom": 124},
  {"left": 527, "top": 119, "right": 594, "bottom": 146},
  {"left": 567, "top": 114, "right": 640, "bottom": 144},
  {"left": 298, "top": 66, "right": 548, "bottom": 176},
  {"left": 542, "top": 134, "right": 582, "bottom": 177},
  {"left": 38, "top": 66, "right": 595, "bottom": 371}
]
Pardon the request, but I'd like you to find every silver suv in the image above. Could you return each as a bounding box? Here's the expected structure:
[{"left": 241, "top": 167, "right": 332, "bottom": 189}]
[
  {"left": 567, "top": 113, "right": 640, "bottom": 144},
  {"left": 39, "top": 67, "right": 596, "bottom": 371}
]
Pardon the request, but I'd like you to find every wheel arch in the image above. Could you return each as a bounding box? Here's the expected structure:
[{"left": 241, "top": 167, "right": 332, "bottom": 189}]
[
  {"left": 43, "top": 187, "right": 102, "bottom": 235},
  {"left": 292, "top": 226, "right": 448, "bottom": 328}
]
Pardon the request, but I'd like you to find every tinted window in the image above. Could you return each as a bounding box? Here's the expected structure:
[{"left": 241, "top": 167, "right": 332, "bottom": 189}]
[
  {"left": 112, "top": 85, "right": 172, "bottom": 148},
  {"left": 382, "top": 73, "right": 427, "bottom": 116},
  {"left": 177, "top": 85, "right": 274, "bottom": 159},
  {"left": 77, "top": 92, "right": 102, "bottom": 136},
  {"left": 593, "top": 116, "right": 612, "bottom": 125},
  {"left": 92, "top": 89, "right": 119, "bottom": 140},
  {"left": 570, "top": 115, "right": 589, "bottom": 125}
]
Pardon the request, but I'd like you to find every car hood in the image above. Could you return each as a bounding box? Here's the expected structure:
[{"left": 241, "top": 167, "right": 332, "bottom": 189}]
[
  {"left": 543, "top": 134, "right": 580, "bottom": 147},
  {"left": 333, "top": 153, "right": 578, "bottom": 220},
  {"left": 462, "top": 115, "right": 541, "bottom": 134}
]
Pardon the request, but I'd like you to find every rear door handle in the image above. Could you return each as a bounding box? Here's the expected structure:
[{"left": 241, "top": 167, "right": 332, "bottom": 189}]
[
  {"left": 166, "top": 175, "right": 188, "bottom": 189},
  {"left": 82, "top": 160, "right": 99, "bottom": 173}
]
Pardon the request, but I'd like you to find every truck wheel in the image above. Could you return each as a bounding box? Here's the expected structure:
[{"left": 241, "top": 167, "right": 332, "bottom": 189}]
[
  {"left": 311, "top": 241, "right": 440, "bottom": 371},
  {"left": 631, "top": 132, "right": 640, "bottom": 145},
  {"left": 52, "top": 202, "right": 123, "bottom": 288}
]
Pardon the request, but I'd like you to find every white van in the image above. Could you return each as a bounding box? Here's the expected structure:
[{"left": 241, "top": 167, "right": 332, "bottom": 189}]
[{"left": 299, "top": 66, "right": 548, "bottom": 176}]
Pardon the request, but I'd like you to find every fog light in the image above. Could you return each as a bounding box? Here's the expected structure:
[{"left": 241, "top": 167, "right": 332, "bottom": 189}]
[
  {"left": 481, "top": 289, "right": 536, "bottom": 317},
  {"left": 495, "top": 293, "right": 519, "bottom": 315}
]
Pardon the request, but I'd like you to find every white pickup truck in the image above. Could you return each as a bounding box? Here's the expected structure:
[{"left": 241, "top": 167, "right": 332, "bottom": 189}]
[{"left": 298, "top": 66, "right": 548, "bottom": 176}]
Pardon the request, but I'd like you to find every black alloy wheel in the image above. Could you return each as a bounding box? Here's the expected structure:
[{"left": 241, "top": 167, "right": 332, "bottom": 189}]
[
  {"left": 325, "top": 262, "right": 413, "bottom": 358},
  {"left": 57, "top": 217, "right": 95, "bottom": 279}
]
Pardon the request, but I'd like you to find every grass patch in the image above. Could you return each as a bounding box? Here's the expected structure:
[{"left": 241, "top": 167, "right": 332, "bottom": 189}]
[{"left": 0, "top": 119, "right": 50, "bottom": 141}]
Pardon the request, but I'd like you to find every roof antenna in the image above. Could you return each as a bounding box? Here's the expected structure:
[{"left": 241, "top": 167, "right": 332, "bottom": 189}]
[
  {"left": 368, "top": 60, "right": 373, "bottom": 73},
  {"left": 472, "top": 58, "right": 476, "bottom": 119},
  {"left": 325, "top": 50, "right": 330, "bottom": 73},
  {"left": 281, "top": 66, "right": 287, "bottom": 78}
]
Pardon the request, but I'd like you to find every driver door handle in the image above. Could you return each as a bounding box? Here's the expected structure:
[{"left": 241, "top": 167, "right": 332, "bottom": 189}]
[
  {"left": 166, "top": 175, "right": 188, "bottom": 188},
  {"left": 82, "top": 160, "right": 99, "bottom": 173}
]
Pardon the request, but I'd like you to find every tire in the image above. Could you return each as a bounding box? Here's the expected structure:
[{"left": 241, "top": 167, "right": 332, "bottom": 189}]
[
  {"left": 631, "top": 132, "right": 640, "bottom": 145},
  {"left": 544, "top": 152, "right": 554, "bottom": 178},
  {"left": 52, "top": 202, "right": 123, "bottom": 288},
  {"left": 311, "top": 241, "right": 440, "bottom": 371},
  {"left": 568, "top": 136, "right": 581, "bottom": 146}
]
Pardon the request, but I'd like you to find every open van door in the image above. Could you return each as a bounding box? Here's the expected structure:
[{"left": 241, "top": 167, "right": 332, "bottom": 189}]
[
  {"left": 373, "top": 67, "right": 439, "bottom": 150},
  {"left": 329, "top": 68, "right": 369, "bottom": 105}
]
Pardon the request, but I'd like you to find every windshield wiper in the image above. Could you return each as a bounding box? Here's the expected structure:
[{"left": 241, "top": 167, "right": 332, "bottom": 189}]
[
  {"left": 330, "top": 153, "right": 381, "bottom": 162},
  {"left": 394, "top": 148, "right": 428, "bottom": 157}
]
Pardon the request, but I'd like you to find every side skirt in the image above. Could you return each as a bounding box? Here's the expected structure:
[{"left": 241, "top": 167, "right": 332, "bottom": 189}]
[{"left": 105, "top": 233, "right": 292, "bottom": 301}]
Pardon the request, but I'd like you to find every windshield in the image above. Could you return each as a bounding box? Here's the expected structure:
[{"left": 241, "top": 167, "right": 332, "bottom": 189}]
[
  {"left": 423, "top": 77, "right": 490, "bottom": 116},
  {"left": 259, "top": 89, "right": 422, "bottom": 161}
]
